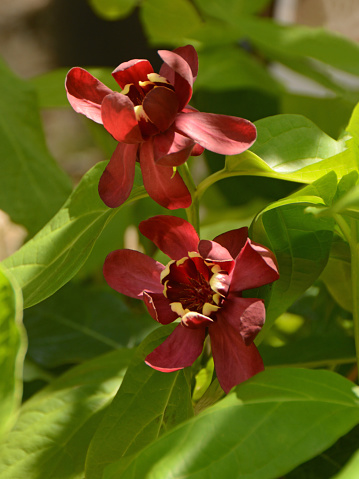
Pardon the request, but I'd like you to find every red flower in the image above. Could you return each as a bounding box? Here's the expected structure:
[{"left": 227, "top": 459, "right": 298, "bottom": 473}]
[
  {"left": 103, "top": 215, "right": 279, "bottom": 393},
  {"left": 65, "top": 45, "right": 257, "bottom": 210}
]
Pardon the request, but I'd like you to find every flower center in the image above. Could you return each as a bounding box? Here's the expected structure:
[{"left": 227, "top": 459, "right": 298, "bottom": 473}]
[{"left": 161, "top": 253, "right": 229, "bottom": 319}]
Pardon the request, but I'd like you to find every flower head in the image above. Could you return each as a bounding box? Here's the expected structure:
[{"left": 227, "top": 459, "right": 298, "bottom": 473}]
[
  {"left": 65, "top": 46, "right": 257, "bottom": 210},
  {"left": 103, "top": 215, "right": 279, "bottom": 393}
]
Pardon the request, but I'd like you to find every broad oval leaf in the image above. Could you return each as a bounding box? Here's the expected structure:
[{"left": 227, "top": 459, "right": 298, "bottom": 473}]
[
  {"left": 2, "top": 161, "right": 147, "bottom": 308},
  {"left": 24, "top": 282, "right": 155, "bottom": 368},
  {"left": 0, "top": 348, "right": 133, "bottom": 479},
  {"left": 251, "top": 172, "right": 337, "bottom": 335},
  {"left": 0, "top": 266, "right": 25, "bottom": 440},
  {"left": 225, "top": 114, "right": 352, "bottom": 184},
  {"left": 333, "top": 449, "right": 359, "bottom": 479},
  {"left": 0, "top": 59, "right": 71, "bottom": 236},
  {"left": 104, "top": 368, "right": 359, "bottom": 479},
  {"left": 88, "top": 0, "right": 137, "bottom": 20},
  {"left": 85, "top": 325, "right": 193, "bottom": 479}
]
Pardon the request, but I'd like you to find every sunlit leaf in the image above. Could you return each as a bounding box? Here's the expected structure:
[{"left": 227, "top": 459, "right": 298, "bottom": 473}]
[
  {"left": 88, "top": 0, "right": 137, "bottom": 20},
  {"left": 0, "top": 267, "right": 25, "bottom": 440},
  {"left": 104, "top": 369, "right": 359, "bottom": 479},
  {"left": 140, "top": 0, "right": 202, "bottom": 46},
  {"left": 0, "top": 349, "right": 133, "bottom": 479},
  {"left": 2, "top": 162, "right": 147, "bottom": 308}
]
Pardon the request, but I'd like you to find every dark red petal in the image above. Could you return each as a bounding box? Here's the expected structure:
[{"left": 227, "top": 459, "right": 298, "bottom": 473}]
[
  {"left": 213, "top": 227, "right": 249, "bottom": 260},
  {"left": 101, "top": 92, "right": 143, "bottom": 143},
  {"left": 142, "top": 86, "right": 179, "bottom": 132},
  {"left": 175, "top": 111, "right": 257, "bottom": 155},
  {"left": 153, "top": 129, "right": 195, "bottom": 166},
  {"left": 143, "top": 291, "right": 178, "bottom": 325},
  {"left": 209, "top": 315, "right": 264, "bottom": 393},
  {"left": 230, "top": 239, "right": 280, "bottom": 293},
  {"left": 112, "top": 59, "right": 154, "bottom": 89},
  {"left": 182, "top": 312, "right": 214, "bottom": 329},
  {"left": 198, "top": 240, "right": 233, "bottom": 262},
  {"left": 221, "top": 296, "right": 265, "bottom": 345},
  {"left": 103, "top": 249, "right": 164, "bottom": 299},
  {"left": 172, "top": 45, "right": 198, "bottom": 80},
  {"left": 191, "top": 143, "right": 205, "bottom": 156},
  {"left": 158, "top": 49, "right": 194, "bottom": 111},
  {"left": 198, "top": 240, "right": 234, "bottom": 274},
  {"left": 140, "top": 140, "right": 192, "bottom": 210},
  {"left": 145, "top": 324, "right": 205, "bottom": 372},
  {"left": 98, "top": 142, "right": 138, "bottom": 208},
  {"left": 139, "top": 215, "right": 199, "bottom": 260},
  {"left": 65, "top": 67, "right": 113, "bottom": 124}
]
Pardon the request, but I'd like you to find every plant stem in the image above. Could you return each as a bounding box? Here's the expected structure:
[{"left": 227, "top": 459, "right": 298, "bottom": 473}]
[
  {"left": 335, "top": 213, "right": 359, "bottom": 380},
  {"left": 179, "top": 163, "right": 200, "bottom": 234}
]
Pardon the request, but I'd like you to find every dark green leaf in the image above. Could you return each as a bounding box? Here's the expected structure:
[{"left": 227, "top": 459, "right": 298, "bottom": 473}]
[{"left": 24, "top": 282, "right": 155, "bottom": 368}]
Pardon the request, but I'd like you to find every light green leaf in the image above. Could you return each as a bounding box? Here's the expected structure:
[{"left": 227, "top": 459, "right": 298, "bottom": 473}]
[
  {"left": 222, "top": 114, "right": 354, "bottom": 187},
  {"left": 333, "top": 449, "right": 359, "bottom": 479},
  {"left": 2, "top": 161, "right": 147, "bottom": 308},
  {"left": 239, "top": 17, "right": 359, "bottom": 77},
  {"left": 0, "top": 59, "right": 71, "bottom": 236},
  {"left": 104, "top": 369, "right": 359, "bottom": 479},
  {"left": 85, "top": 325, "right": 193, "bottom": 479},
  {"left": 0, "top": 348, "right": 133, "bottom": 479},
  {"left": 30, "top": 67, "right": 118, "bottom": 109},
  {"left": 195, "top": 46, "right": 283, "bottom": 93},
  {"left": 140, "top": 0, "right": 202, "bottom": 46},
  {"left": 88, "top": 0, "right": 137, "bottom": 20},
  {"left": 0, "top": 267, "right": 25, "bottom": 440},
  {"left": 193, "top": 0, "right": 271, "bottom": 25}
]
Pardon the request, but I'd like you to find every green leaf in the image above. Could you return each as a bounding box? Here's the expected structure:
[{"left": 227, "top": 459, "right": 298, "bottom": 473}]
[
  {"left": 104, "top": 368, "right": 359, "bottom": 479},
  {"left": 333, "top": 449, "right": 359, "bottom": 479},
  {"left": 222, "top": 114, "right": 355, "bottom": 188},
  {"left": 2, "top": 161, "right": 147, "bottom": 308},
  {"left": 85, "top": 325, "right": 193, "bottom": 479},
  {"left": 239, "top": 17, "right": 359, "bottom": 77},
  {"left": 0, "top": 267, "right": 25, "bottom": 440},
  {"left": 193, "top": 0, "right": 271, "bottom": 25},
  {"left": 0, "top": 348, "right": 133, "bottom": 479},
  {"left": 140, "top": 0, "right": 202, "bottom": 46},
  {"left": 0, "top": 59, "right": 71, "bottom": 236},
  {"left": 251, "top": 173, "right": 337, "bottom": 333},
  {"left": 195, "top": 46, "right": 283, "bottom": 94},
  {"left": 24, "top": 282, "right": 155, "bottom": 368},
  {"left": 30, "top": 67, "right": 118, "bottom": 109},
  {"left": 88, "top": 0, "right": 137, "bottom": 20}
]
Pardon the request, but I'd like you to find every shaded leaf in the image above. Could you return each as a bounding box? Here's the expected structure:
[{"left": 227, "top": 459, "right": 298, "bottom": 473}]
[
  {"left": 0, "top": 59, "right": 71, "bottom": 236},
  {"left": 251, "top": 173, "right": 337, "bottom": 334},
  {"left": 85, "top": 325, "right": 193, "bottom": 479},
  {"left": 24, "top": 282, "right": 155, "bottom": 368}
]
